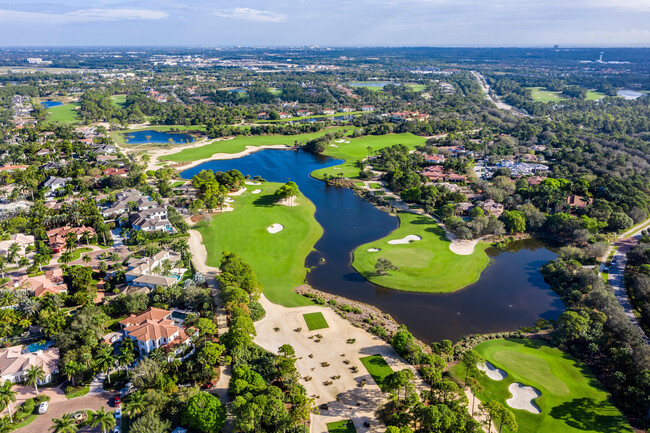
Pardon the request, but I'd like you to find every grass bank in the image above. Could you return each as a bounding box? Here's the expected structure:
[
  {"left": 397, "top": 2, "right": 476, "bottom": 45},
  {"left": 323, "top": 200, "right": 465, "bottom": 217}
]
[
  {"left": 352, "top": 212, "right": 490, "bottom": 293},
  {"left": 47, "top": 102, "right": 80, "bottom": 123},
  {"left": 451, "top": 339, "right": 632, "bottom": 433},
  {"left": 195, "top": 182, "right": 322, "bottom": 307}
]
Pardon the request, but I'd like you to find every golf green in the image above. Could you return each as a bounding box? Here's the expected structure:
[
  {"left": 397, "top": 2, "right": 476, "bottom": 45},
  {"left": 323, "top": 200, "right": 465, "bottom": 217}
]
[
  {"left": 360, "top": 354, "right": 394, "bottom": 392},
  {"left": 303, "top": 312, "right": 329, "bottom": 330},
  {"left": 326, "top": 420, "right": 357, "bottom": 433},
  {"left": 352, "top": 212, "right": 490, "bottom": 293},
  {"left": 452, "top": 339, "right": 632, "bottom": 433},
  {"left": 311, "top": 133, "right": 427, "bottom": 180},
  {"left": 47, "top": 102, "right": 80, "bottom": 123},
  {"left": 165, "top": 127, "right": 353, "bottom": 162},
  {"left": 196, "top": 182, "right": 322, "bottom": 307}
]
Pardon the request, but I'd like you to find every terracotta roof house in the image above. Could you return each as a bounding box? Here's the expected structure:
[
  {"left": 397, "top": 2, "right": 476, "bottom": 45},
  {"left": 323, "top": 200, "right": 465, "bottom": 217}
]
[
  {"left": 482, "top": 200, "right": 505, "bottom": 217},
  {"left": 9, "top": 268, "right": 67, "bottom": 297},
  {"left": 120, "top": 307, "right": 192, "bottom": 356},
  {"left": 46, "top": 226, "right": 95, "bottom": 253},
  {"left": 103, "top": 167, "right": 129, "bottom": 177},
  {"left": 0, "top": 233, "right": 35, "bottom": 256},
  {"left": 567, "top": 195, "right": 593, "bottom": 208},
  {"left": 0, "top": 346, "right": 59, "bottom": 384}
]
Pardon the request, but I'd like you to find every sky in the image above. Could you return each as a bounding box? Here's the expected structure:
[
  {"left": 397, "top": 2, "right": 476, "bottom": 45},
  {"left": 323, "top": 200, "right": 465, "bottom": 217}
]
[{"left": 0, "top": 0, "right": 649, "bottom": 47}]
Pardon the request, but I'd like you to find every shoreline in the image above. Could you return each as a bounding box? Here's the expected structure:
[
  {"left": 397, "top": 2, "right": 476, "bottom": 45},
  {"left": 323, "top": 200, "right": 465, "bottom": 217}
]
[{"left": 169, "top": 144, "right": 293, "bottom": 172}]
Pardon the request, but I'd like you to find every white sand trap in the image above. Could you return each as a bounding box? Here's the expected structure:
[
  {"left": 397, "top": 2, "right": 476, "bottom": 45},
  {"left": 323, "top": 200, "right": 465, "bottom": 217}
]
[
  {"left": 245, "top": 181, "right": 261, "bottom": 185},
  {"left": 477, "top": 361, "right": 507, "bottom": 381},
  {"left": 506, "top": 383, "right": 542, "bottom": 414},
  {"left": 330, "top": 144, "right": 339, "bottom": 147},
  {"left": 224, "top": 198, "right": 235, "bottom": 203},
  {"left": 388, "top": 235, "right": 422, "bottom": 245},
  {"left": 251, "top": 189, "right": 262, "bottom": 194},
  {"left": 267, "top": 223, "right": 284, "bottom": 234},
  {"left": 335, "top": 139, "right": 345, "bottom": 143},
  {"left": 344, "top": 141, "right": 351, "bottom": 143},
  {"left": 367, "top": 248, "right": 381, "bottom": 252}
]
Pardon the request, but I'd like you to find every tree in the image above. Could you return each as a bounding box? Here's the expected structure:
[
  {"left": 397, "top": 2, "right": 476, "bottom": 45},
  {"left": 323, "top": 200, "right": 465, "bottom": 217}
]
[
  {"left": 125, "top": 391, "right": 146, "bottom": 417},
  {"left": 461, "top": 349, "right": 483, "bottom": 386},
  {"left": 95, "top": 346, "right": 115, "bottom": 384},
  {"left": 129, "top": 411, "right": 171, "bottom": 433},
  {"left": 60, "top": 251, "right": 74, "bottom": 266},
  {"left": 25, "top": 365, "right": 45, "bottom": 395},
  {"left": 0, "top": 381, "right": 17, "bottom": 422},
  {"left": 62, "top": 360, "right": 82, "bottom": 387},
  {"left": 375, "top": 257, "right": 398, "bottom": 276},
  {"left": 196, "top": 318, "right": 217, "bottom": 341},
  {"left": 501, "top": 210, "right": 526, "bottom": 233},
  {"left": 182, "top": 392, "right": 226, "bottom": 433},
  {"left": 274, "top": 181, "right": 299, "bottom": 205},
  {"left": 90, "top": 407, "right": 115, "bottom": 433},
  {"left": 82, "top": 254, "right": 92, "bottom": 265},
  {"left": 49, "top": 413, "right": 78, "bottom": 433}
]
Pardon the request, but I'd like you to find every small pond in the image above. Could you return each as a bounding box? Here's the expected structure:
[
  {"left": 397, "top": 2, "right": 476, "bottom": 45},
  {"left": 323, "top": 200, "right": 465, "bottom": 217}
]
[
  {"left": 124, "top": 130, "right": 195, "bottom": 145},
  {"left": 41, "top": 101, "right": 64, "bottom": 108},
  {"left": 617, "top": 89, "right": 645, "bottom": 100},
  {"left": 348, "top": 81, "right": 402, "bottom": 88}
]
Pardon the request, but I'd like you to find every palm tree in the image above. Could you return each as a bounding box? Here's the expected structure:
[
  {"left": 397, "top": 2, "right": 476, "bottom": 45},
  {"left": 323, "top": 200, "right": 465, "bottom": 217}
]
[
  {"left": 50, "top": 413, "right": 78, "bottom": 433},
  {"left": 64, "top": 232, "right": 78, "bottom": 253},
  {"left": 98, "top": 261, "right": 108, "bottom": 273},
  {"left": 82, "top": 254, "right": 92, "bottom": 265},
  {"left": 125, "top": 390, "right": 145, "bottom": 417},
  {"left": 60, "top": 251, "right": 74, "bottom": 266},
  {"left": 25, "top": 365, "right": 45, "bottom": 395},
  {"left": 62, "top": 360, "right": 81, "bottom": 387},
  {"left": 0, "top": 257, "right": 6, "bottom": 279},
  {"left": 0, "top": 322, "right": 12, "bottom": 342},
  {"left": 0, "top": 381, "right": 17, "bottom": 422},
  {"left": 90, "top": 407, "right": 115, "bottom": 433},
  {"left": 18, "top": 256, "right": 29, "bottom": 269},
  {"left": 8, "top": 243, "right": 20, "bottom": 265},
  {"left": 0, "top": 416, "right": 14, "bottom": 433},
  {"left": 94, "top": 347, "right": 114, "bottom": 384}
]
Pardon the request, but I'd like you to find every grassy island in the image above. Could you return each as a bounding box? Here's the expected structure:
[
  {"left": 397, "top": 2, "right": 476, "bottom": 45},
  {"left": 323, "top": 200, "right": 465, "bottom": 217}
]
[{"left": 352, "top": 212, "right": 490, "bottom": 293}]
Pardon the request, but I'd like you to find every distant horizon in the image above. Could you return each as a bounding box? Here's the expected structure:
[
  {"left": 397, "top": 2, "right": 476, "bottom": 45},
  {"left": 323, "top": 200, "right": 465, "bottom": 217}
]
[{"left": 2, "top": 45, "right": 650, "bottom": 49}]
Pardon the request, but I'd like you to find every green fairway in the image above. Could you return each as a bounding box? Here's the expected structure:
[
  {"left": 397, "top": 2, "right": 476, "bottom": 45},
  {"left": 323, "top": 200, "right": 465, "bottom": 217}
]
[
  {"left": 360, "top": 354, "right": 393, "bottom": 392},
  {"left": 352, "top": 212, "right": 489, "bottom": 293},
  {"left": 303, "top": 312, "right": 329, "bottom": 330},
  {"left": 195, "top": 182, "right": 322, "bottom": 307},
  {"left": 528, "top": 87, "right": 568, "bottom": 103},
  {"left": 165, "top": 127, "right": 353, "bottom": 162},
  {"left": 585, "top": 90, "right": 607, "bottom": 101},
  {"left": 451, "top": 339, "right": 632, "bottom": 433},
  {"left": 405, "top": 83, "right": 427, "bottom": 92},
  {"left": 47, "top": 102, "right": 80, "bottom": 123},
  {"left": 110, "top": 95, "right": 127, "bottom": 109},
  {"left": 311, "top": 133, "right": 427, "bottom": 180},
  {"left": 326, "top": 420, "right": 357, "bottom": 433}
]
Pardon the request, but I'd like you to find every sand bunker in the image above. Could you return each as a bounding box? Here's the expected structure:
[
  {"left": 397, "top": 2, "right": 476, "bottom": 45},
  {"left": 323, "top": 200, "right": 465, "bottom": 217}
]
[
  {"left": 334, "top": 139, "right": 345, "bottom": 143},
  {"left": 251, "top": 189, "right": 262, "bottom": 194},
  {"left": 367, "top": 248, "right": 381, "bottom": 252},
  {"left": 267, "top": 223, "right": 284, "bottom": 234},
  {"left": 224, "top": 198, "right": 235, "bottom": 203},
  {"left": 245, "top": 181, "right": 261, "bottom": 185},
  {"left": 477, "top": 361, "right": 507, "bottom": 381},
  {"left": 388, "top": 235, "right": 422, "bottom": 245},
  {"left": 506, "top": 383, "right": 541, "bottom": 414},
  {"left": 330, "top": 144, "right": 339, "bottom": 147}
]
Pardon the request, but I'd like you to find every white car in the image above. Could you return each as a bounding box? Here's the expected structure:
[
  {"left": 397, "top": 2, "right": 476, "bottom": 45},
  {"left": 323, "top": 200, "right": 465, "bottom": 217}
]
[
  {"left": 112, "top": 427, "right": 121, "bottom": 433},
  {"left": 114, "top": 408, "right": 121, "bottom": 419},
  {"left": 38, "top": 401, "right": 49, "bottom": 414}
]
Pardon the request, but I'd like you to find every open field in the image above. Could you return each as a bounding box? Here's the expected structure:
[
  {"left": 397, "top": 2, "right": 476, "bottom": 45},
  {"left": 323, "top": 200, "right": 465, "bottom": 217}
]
[
  {"left": 528, "top": 87, "right": 568, "bottom": 102},
  {"left": 165, "top": 127, "right": 353, "bottom": 163},
  {"left": 585, "top": 90, "right": 607, "bottom": 100},
  {"left": 47, "top": 102, "right": 80, "bottom": 123},
  {"left": 451, "top": 339, "right": 633, "bottom": 433},
  {"left": 110, "top": 94, "right": 127, "bottom": 109},
  {"left": 327, "top": 420, "right": 357, "bottom": 433},
  {"left": 195, "top": 182, "right": 322, "bottom": 307},
  {"left": 352, "top": 212, "right": 490, "bottom": 293},
  {"left": 311, "top": 133, "right": 427, "bottom": 180},
  {"left": 360, "top": 354, "right": 394, "bottom": 392},
  {"left": 303, "top": 312, "right": 329, "bottom": 330}
]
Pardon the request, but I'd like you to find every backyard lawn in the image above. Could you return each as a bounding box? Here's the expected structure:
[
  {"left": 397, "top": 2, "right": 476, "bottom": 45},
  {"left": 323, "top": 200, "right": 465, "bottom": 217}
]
[
  {"left": 360, "top": 354, "right": 394, "bottom": 392},
  {"left": 195, "top": 182, "right": 322, "bottom": 307},
  {"left": 327, "top": 420, "right": 357, "bottom": 433},
  {"left": 303, "top": 312, "right": 329, "bottom": 330},
  {"left": 451, "top": 339, "right": 633, "bottom": 433},
  {"left": 311, "top": 133, "right": 427, "bottom": 180},
  {"left": 47, "top": 102, "right": 80, "bottom": 123},
  {"left": 165, "top": 127, "right": 353, "bottom": 162},
  {"left": 352, "top": 212, "right": 490, "bottom": 293}
]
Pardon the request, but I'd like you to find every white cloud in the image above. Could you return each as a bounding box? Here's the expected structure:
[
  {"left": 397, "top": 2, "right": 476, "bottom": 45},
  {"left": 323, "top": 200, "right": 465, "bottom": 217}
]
[
  {"left": 0, "top": 8, "right": 168, "bottom": 23},
  {"left": 214, "top": 7, "right": 287, "bottom": 22}
]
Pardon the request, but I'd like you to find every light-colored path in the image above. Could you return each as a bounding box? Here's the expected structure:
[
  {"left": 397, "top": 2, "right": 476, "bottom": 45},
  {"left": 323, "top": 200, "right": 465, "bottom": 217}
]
[
  {"left": 471, "top": 71, "right": 530, "bottom": 117},
  {"left": 254, "top": 296, "right": 427, "bottom": 433}
]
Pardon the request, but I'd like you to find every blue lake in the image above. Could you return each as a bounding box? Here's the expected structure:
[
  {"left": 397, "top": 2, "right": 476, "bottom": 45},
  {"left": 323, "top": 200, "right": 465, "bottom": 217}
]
[
  {"left": 181, "top": 149, "right": 563, "bottom": 342},
  {"left": 41, "top": 101, "right": 64, "bottom": 108},
  {"left": 124, "top": 130, "right": 195, "bottom": 145},
  {"left": 348, "top": 81, "right": 402, "bottom": 88}
]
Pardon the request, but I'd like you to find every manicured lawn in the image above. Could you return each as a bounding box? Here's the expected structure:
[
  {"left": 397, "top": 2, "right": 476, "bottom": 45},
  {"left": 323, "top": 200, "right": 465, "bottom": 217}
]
[
  {"left": 196, "top": 182, "right": 322, "bottom": 307},
  {"left": 303, "top": 312, "right": 328, "bottom": 330},
  {"left": 311, "top": 133, "right": 427, "bottom": 180},
  {"left": 451, "top": 339, "right": 633, "bottom": 433},
  {"left": 47, "top": 102, "right": 80, "bottom": 123},
  {"left": 65, "top": 385, "right": 90, "bottom": 399},
  {"left": 360, "top": 354, "right": 394, "bottom": 392},
  {"left": 12, "top": 413, "right": 37, "bottom": 430},
  {"left": 369, "top": 183, "right": 382, "bottom": 189},
  {"left": 57, "top": 246, "right": 94, "bottom": 263},
  {"left": 405, "top": 83, "right": 427, "bottom": 92},
  {"left": 352, "top": 212, "right": 490, "bottom": 293},
  {"left": 327, "top": 420, "right": 357, "bottom": 433},
  {"left": 171, "top": 180, "right": 186, "bottom": 188},
  {"left": 111, "top": 94, "right": 127, "bottom": 109},
  {"left": 585, "top": 90, "right": 607, "bottom": 100},
  {"left": 528, "top": 87, "right": 568, "bottom": 103},
  {"left": 165, "top": 127, "right": 353, "bottom": 162}
]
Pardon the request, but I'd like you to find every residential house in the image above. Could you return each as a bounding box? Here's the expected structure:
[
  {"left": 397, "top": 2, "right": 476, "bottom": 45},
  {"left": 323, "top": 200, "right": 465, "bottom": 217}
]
[
  {"left": 0, "top": 346, "right": 59, "bottom": 384},
  {"left": 8, "top": 268, "right": 67, "bottom": 297},
  {"left": 46, "top": 226, "right": 95, "bottom": 253},
  {"left": 339, "top": 107, "right": 354, "bottom": 113},
  {"left": 278, "top": 112, "right": 291, "bottom": 119},
  {"left": 321, "top": 109, "right": 336, "bottom": 115},
  {"left": 296, "top": 109, "right": 312, "bottom": 117},
  {"left": 119, "top": 307, "right": 192, "bottom": 356},
  {"left": 0, "top": 165, "right": 28, "bottom": 173},
  {"left": 102, "top": 189, "right": 154, "bottom": 218},
  {"left": 257, "top": 112, "right": 269, "bottom": 120},
  {"left": 362, "top": 105, "right": 375, "bottom": 111},
  {"left": 130, "top": 207, "right": 174, "bottom": 233},
  {"left": 0, "top": 234, "right": 35, "bottom": 256},
  {"left": 124, "top": 250, "right": 185, "bottom": 290},
  {"left": 103, "top": 168, "right": 129, "bottom": 177},
  {"left": 567, "top": 195, "right": 593, "bottom": 208},
  {"left": 424, "top": 154, "right": 446, "bottom": 164},
  {"left": 43, "top": 176, "right": 72, "bottom": 196},
  {"left": 482, "top": 200, "right": 505, "bottom": 217}
]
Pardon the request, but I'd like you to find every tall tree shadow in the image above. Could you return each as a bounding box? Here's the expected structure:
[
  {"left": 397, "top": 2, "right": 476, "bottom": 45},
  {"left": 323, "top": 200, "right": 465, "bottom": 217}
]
[{"left": 549, "top": 398, "right": 630, "bottom": 432}]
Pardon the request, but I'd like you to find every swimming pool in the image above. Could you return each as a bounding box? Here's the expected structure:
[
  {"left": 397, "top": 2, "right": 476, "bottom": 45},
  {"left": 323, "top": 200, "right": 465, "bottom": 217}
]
[{"left": 26, "top": 341, "right": 54, "bottom": 352}]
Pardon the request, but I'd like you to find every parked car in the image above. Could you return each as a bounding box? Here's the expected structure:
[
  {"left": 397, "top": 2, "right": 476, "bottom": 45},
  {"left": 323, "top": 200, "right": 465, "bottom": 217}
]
[
  {"left": 124, "top": 382, "right": 133, "bottom": 391},
  {"left": 113, "top": 395, "right": 121, "bottom": 407},
  {"left": 38, "top": 401, "right": 49, "bottom": 414},
  {"left": 114, "top": 408, "right": 121, "bottom": 419},
  {"left": 112, "top": 426, "right": 121, "bottom": 433},
  {"left": 202, "top": 379, "right": 217, "bottom": 390}
]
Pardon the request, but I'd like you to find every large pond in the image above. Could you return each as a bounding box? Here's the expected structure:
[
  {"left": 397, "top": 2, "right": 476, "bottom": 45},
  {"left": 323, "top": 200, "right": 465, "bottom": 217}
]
[
  {"left": 41, "top": 101, "right": 63, "bottom": 108},
  {"left": 348, "top": 81, "right": 402, "bottom": 88},
  {"left": 617, "top": 89, "right": 646, "bottom": 100},
  {"left": 124, "top": 130, "right": 195, "bottom": 145},
  {"left": 181, "top": 149, "right": 563, "bottom": 342}
]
